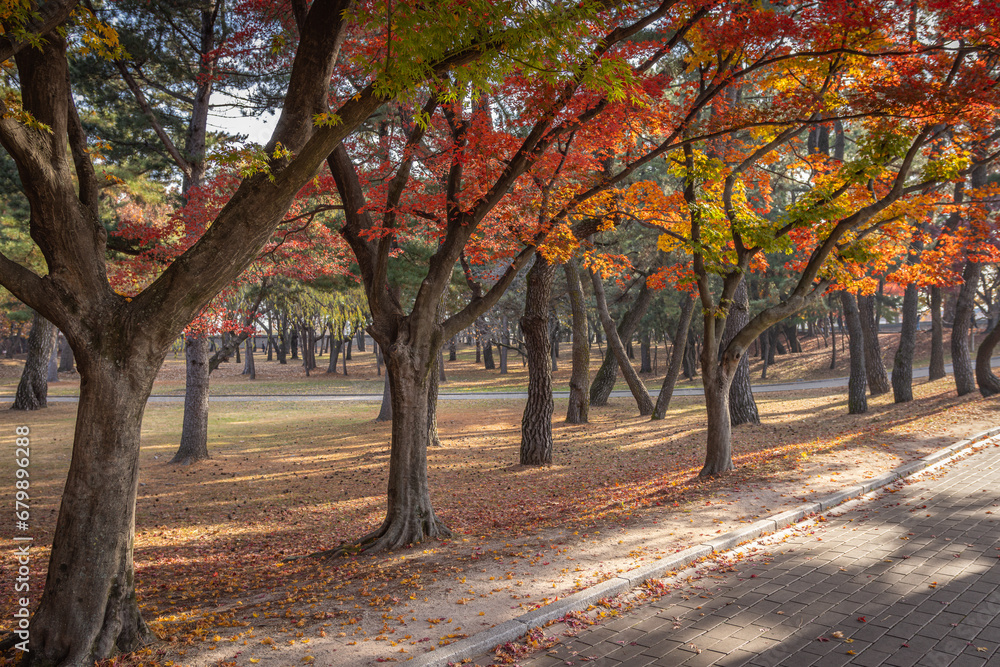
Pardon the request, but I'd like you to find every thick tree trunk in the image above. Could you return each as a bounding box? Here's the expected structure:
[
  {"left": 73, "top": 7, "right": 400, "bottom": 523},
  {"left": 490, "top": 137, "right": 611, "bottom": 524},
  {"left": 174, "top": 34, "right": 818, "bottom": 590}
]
[
  {"left": 375, "top": 373, "right": 392, "bottom": 422},
  {"left": 724, "top": 279, "right": 759, "bottom": 425},
  {"left": 483, "top": 337, "right": 496, "bottom": 369},
  {"left": 683, "top": 328, "right": 698, "bottom": 380},
  {"left": 639, "top": 332, "right": 652, "bottom": 373},
  {"left": 340, "top": 346, "right": 449, "bottom": 553},
  {"left": 841, "top": 292, "right": 868, "bottom": 414},
  {"left": 448, "top": 336, "right": 457, "bottom": 361},
  {"left": 564, "top": 260, "right": 589, "bottom": 424},
  {"left": 428, "top": 353, "right": 442, "bottom": 447},
  {"left": 952, "top": 260, "right": 981, "bottom": 396},
  {"left": 858, "top": 293, "right": 890, "bottom": 396},
  {"left": 589, "top": 283, "right": 652, "bottom": 406},
  {"left": 783, "top": 323, "right": 802, "bottom": 353},
  {"left": 243, "top": 338, "right": 256, "bottom": 380},
  {"left": 590, "top": 271, "right": 654, "bottom": 415},
  {"left": 589, "top": 347, "right": 619, "bottom": 406},
  {"left": 520, "top": 257, "right": 556, "bottom": 465},
  {"left": 976, "top": 319, "right": 1000, "bottom": 397},
  {"left": 58, "top": 332, "right": 75, "bottom": 372},
  {"left": 929, "top": 286, "right": 946, "bottom": 380},
  {"left": 47, "top": 332, "right": 59, "bottom": 382},
  {"left": 700, "top": 358, "right": 735, "bottom": 477},
  {"left": 28, "top": 352, "right": 159, "bottom": 665},
  {"left": 652, "top": 294, "right": 694, "bottom": 420},
  {"left": 891, "top": 282, "right": 919, "bottom": 403},
  {"left": 356, "top": 328, "right": 365, "bottom": 352},
  {"left": 12, "top": 312, "right": 56, "bottom": 410},
  {"left": 172, "top": 335, "right": 210, "bottom": 464},
  {"left": 327, "top": 338, "right": 342, "bottom": 373}
]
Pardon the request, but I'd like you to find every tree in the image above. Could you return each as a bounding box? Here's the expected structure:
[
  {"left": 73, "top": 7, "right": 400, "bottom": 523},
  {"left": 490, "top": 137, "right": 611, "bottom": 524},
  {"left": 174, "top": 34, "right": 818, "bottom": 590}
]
[
  {"left": 0, "top": 0, "right": 548, "bottom": 661},
  {"left": 841, "top": 290, "right": 869, "bottom": 414},
  {"left": 11, "top": 312, "right": 55, "bottom": 410},
  {"left": 648, "top": 18, "right": 1000, "bottom": 476},
  {"left": 564, "top": 258, "right": 590, "bottom": 423}
]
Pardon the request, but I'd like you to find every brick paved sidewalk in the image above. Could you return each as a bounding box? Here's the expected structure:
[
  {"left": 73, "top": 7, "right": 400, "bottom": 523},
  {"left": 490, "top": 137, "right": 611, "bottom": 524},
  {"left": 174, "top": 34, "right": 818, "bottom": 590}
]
[{"left": 474, "top": 441, "right": 1000, "bottom": 667}]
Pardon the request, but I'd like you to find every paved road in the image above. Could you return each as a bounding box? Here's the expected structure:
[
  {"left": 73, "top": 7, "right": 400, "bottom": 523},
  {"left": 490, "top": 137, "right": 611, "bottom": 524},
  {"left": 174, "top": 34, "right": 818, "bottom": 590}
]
[
  {"left": 490, "top": 442, "right": 1000, "bottom": 667},
  {"left": 24, "top": 359, "right": 999, "bottom": 403}
]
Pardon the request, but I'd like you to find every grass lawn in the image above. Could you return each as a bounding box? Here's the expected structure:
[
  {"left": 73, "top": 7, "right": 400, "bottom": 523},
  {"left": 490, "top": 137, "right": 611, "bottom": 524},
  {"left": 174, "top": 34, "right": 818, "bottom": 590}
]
[{"left": 0, "top": 327, "right": 965, "bottom": 397}]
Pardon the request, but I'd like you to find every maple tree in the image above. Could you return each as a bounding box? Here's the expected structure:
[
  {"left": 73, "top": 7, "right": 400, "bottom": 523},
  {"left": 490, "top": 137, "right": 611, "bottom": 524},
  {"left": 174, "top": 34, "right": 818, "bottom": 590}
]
[
  {"left": 0, "top": 0, "right": 593, "bottom": 662},
  {"left": 627, "top": 0, "right": 1000, "bottom": 475}
]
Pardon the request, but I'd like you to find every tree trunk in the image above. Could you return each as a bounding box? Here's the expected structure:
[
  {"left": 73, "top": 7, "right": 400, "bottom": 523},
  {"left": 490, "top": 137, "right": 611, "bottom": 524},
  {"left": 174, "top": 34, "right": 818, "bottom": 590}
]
[
  {"left": 12, "top": 312, "right": 56, "bottom": 410},
  {"left": 428, "top": 352, "right": 442, "bottom": 447},
  {"left": 58, "top": 332, "right": 75, "bottom": 372},
  {"left": 653, "top": 294, "right": 694, "bottom": 420},
  {"left": 589, "top": 270, "right": 654, "bottom": 415},
  {"left": 520, "top": 256, "right": 556, "bottom": 465},
  {"left": 725, "top": 279, "right": 759, "bottom": 425},
  {"left": 290, "top": 329, "right": 298, "bottom": 359},
  {"left": 564, "top": 260, "right": 590, "bottom": 424},
  {"left": 841, "top": 292, "right": 868, "bottom": 414},
  {"left": 549, "top": 318, "right": 558, "bottom": 373},
  {"left": 952, "top": 260, "right": 980, "bottom": 396},
  {"left": 858, "top": 293, "right": 890, "bottom": 396},
  {"left": 976, "top": 318, "right": 1000, "bottom": 397},
  {"left": 829, "top": 311, "right": 837, "bottom": 370},
  {"left": 356, "top": 327, "right": 365, "bottom": 352},
  {"left": 243, "top": 337, "right": 256, "bottom": 380},
  {"left": 639, "top": 332, "right": 652, "bottom": 373},
  {"left": 891, "top": 282, "right": 919, "bottom": 403},
  {"left": 683, "top": 328, "right": 698, "bottom": 380},
  {"left": 345, "top": 336, "right": 352, "bottom": 361},
  {"left": 172, "top": 335, "right": 210, "bottom": 464},
  {"left": 376, "top": 373, "right": 392, "bottom": 422},
  {"left": 28, "top": 353, "right": 158, "bottom": 665},
  {"left": 700, "top": 356, "right": 735, "bottom": 477},
  {"left": 483, "top": 337, "right": 496, "bottom": 369},
  {"left": 929, "top": 286, "right": 945, "bottom": 380},
  {"left": 328, "top": 345, "right": 449, "bottom": 554},
  {"left": 499, "top": 315, "right": 509, "bottom": 374},
  {"left": 327, "top": 338, "right": 342, "bottom": 373},
  {"left": 783, "top": 323, "right": 802, "bottom": 353},
  {"left": 589, "top": 283, "right": 652, "bottom": 406},
  {"left": 47, "top": 332, "right": 59, "bottom": 382},
  {"left": 449, "top": 336, "right": 457, "bottom": 361}
]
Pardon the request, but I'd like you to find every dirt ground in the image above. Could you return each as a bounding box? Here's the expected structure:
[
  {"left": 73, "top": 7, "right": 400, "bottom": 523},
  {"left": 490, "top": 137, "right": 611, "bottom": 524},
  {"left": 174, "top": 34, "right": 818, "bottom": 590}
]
[{"left": 1, "top": 364, "right": 998, "bottom": 667}]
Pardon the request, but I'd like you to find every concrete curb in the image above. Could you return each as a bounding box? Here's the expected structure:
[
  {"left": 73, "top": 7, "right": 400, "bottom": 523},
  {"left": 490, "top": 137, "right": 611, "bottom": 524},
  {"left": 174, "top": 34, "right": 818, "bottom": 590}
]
[{"left": 408, "top": 425, "right": 1000, "bottom": 667}]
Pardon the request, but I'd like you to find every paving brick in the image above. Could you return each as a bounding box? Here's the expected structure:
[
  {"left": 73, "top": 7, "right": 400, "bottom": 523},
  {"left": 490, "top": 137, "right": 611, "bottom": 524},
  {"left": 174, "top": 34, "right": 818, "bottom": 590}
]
[{"left": 469, "top": 445, "right": 1000, "bottom": 667}]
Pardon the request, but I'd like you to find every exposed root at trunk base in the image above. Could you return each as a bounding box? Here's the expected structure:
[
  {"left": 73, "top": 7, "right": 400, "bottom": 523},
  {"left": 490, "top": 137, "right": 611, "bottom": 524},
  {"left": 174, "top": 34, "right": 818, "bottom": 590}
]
[
  {"left": 287, "top": 516, "right": 452, "bottom": 562},
  {"left": 698, "top": 463, "right": 735, "bottom": 479},
  {"left": 169, "top": 452, "right": 209, "bottom": 465}
]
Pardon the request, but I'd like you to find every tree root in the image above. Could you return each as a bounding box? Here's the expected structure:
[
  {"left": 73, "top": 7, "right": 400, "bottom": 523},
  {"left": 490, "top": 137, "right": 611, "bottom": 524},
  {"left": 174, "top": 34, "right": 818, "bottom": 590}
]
[{"left": 287, "top": 516, "right": 452, "bottom": 562}]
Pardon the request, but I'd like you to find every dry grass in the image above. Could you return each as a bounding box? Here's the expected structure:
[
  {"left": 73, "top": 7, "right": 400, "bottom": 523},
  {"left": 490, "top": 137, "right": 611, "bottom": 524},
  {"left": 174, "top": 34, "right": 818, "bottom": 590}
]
[
  {"left": 1, "top": 373, "right": 998, "bottom": 666},
  {"left": 0, "top": 326, "right": 965, "bottom": 398}
]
